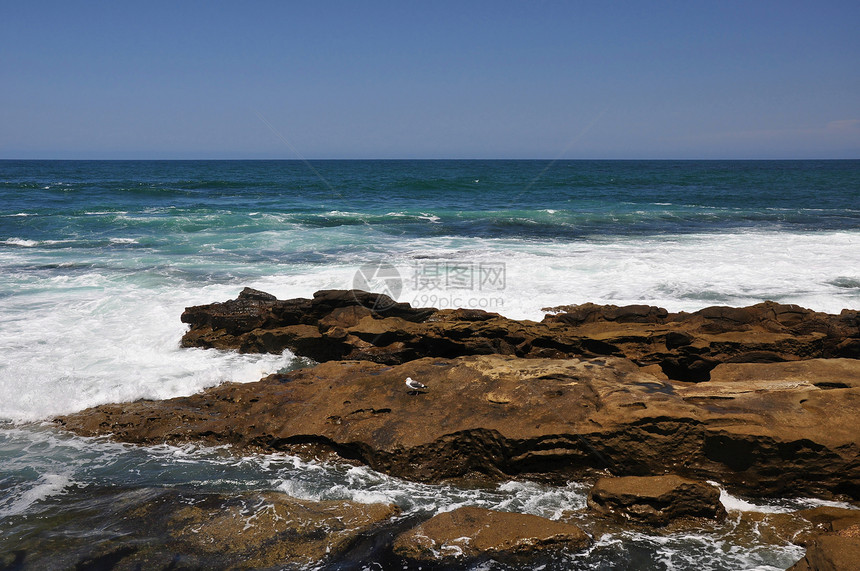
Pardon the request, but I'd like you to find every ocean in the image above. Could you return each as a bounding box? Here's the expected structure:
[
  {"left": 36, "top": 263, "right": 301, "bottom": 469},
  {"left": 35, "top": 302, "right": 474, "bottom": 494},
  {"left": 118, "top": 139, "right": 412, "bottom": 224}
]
[{"left": 1, "top": 159, "right": 858, "bottom": 569}]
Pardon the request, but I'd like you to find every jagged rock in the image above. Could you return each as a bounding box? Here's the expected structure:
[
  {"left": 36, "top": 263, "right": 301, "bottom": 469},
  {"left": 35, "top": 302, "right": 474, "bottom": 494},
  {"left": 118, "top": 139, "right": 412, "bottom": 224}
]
[
  {"left": 545, "top": 301, "right": 860, "bottom": 382},
  {"left": 181, "top": 290, "right": 860, "bottom": 382},
  {"left": 56, "top": 355, "right": 860, "bottom": 500},
  {"left": 0, "top": 487, "right": 398, "bottom": 570},
  {"left": 586, "top": 475, "right": 725, "bottom": 526},
  {"left": 237, "top": 286, "right": 277, "bottom": 301},
  {"left": 180, "top": 289, "right": 435, "bottom": 359},
  {"left": 542, "top": 302, "right": 669, "bottom": 324},
  {"left": 391, "top": 506, "right": 590, "bottom": 563}
]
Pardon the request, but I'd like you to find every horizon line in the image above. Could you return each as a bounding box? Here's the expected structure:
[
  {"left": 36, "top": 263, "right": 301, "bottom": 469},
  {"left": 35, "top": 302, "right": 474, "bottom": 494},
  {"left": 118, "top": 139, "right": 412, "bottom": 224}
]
[{"left": 2, "top": 156, "right": 859, "bottom": 162}]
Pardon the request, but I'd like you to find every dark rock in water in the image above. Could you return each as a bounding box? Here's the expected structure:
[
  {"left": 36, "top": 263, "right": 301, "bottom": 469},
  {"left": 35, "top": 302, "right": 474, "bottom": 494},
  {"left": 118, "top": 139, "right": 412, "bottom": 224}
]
[
  {"left": 181, "top": 290, "right": 860, "bottom": 381},
  {"left": 152, "top": 491, "right": 399, "bottom": 569},
  {"left": 56, "top": 354, "right": 860, "bottom": 500},
  {"left": 0, "top": 487, "right": 398, "bottom": 570},
  {"left": 391, "top": 506, "right": 590, "bottom": 563},
  {"left": 542, "top": 302, "right": 669, "bottom": 324},
  {"left": 237, "top": 286, "right": 277, "bottom": 301},
  {"left": 180, "top": 288, "right": 435, "bottom": 360},
  {"left": 587, "top": 475, "right": 725, "bottom": 526}
]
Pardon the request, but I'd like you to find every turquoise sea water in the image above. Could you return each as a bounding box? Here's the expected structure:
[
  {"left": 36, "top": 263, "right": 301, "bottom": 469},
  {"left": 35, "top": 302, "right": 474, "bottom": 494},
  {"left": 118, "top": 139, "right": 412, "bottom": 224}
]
[{"left": 1, "top": 160, "right": 859, "bottom": 569}]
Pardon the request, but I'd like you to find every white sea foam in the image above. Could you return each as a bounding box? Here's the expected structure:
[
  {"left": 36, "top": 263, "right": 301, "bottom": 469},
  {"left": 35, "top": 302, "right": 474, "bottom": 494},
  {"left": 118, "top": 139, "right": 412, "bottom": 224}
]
[
  {"left": 495, "top": 480, "right": 588, "bottom": 519},
  {"left": 232, "top": 230, "right": 860, "bottom": 324},
  {"left": 417, "top": 212, "right": 441, "bottom": 223},
  {"left": 0, "top": 280, "right": 296, "bottom": 422},
  {"left": 718, "top": 486, "right": 796, "bottom": 514},
  {"left": 0, "top": 472, "right": 74, "bottom": 517},
  {"left": 3, "top": 238, "right": 39, "bottom": 247},
  {"left": 379, "top": 230, "right": 860, "bottom": 320},
  {"left": 109, "top": 237, "right": 138, "bottom": 244}
]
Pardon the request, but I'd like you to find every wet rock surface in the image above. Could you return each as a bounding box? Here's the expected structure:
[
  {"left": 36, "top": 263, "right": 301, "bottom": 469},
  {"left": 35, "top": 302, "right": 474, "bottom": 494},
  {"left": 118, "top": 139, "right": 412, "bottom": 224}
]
[
  {"left": 587, "top": 475, "right": 726, "bottom": 526},
  {"left": 0, "top": 487, "right": 398, "bottom": 570},
  {"left": 392, "top": 506, "right": 591, "bottom": 564}
]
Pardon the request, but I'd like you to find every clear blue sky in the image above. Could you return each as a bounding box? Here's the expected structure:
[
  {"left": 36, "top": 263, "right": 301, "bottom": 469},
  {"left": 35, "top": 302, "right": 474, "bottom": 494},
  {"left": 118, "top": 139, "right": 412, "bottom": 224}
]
[{"left": 2, "top": 1, "right": 858, "bottom": 159}]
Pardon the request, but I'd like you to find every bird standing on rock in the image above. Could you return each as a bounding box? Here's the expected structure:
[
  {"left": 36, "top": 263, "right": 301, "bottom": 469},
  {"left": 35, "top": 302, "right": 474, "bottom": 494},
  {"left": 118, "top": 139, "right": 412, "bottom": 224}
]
[{"left": 405, "top": 377, "right": 428, "bottom": 394}]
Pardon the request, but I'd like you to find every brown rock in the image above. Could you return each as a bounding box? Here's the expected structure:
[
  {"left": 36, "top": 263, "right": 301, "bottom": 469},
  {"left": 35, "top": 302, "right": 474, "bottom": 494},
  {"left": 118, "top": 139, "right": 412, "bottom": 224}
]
[
  {"left": 786, "top": 535, "right": 860, "bottom": 571},
  {"left": 796, "top": 506, "right": 860, "bottom": 537},
  {"left": 392, "top": 506, "right": 590, "bottom": 562},
  {"left": 161, "top": 491, "right": 398, "bottom": 569},
  {"left": 1, "top": 487, "right": 398, "bottom": 570},
  {"left": 180, "top": 288, "right": 436, "bottom": 359},
  {"left": 542, "top": 302, "right": 669, "bottom": 325},
  {"left": 181, "top": 290, "right": 860, "bottom": 382},
  {"left": 56, "top": 355, "right": 860, "bottom": 500},
  {"left": 587, "top": 475, "right": 725, "bottom": 526}
]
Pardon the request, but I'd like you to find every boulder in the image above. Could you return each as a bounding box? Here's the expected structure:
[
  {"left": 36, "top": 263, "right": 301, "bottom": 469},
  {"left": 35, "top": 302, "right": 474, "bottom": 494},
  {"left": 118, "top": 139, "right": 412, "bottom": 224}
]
[
  {"left": 392, "top": 506, "right": 590, "bottom": 563},
  {"left": 587, "top": 475, "right": 725, "bottom": 526}
]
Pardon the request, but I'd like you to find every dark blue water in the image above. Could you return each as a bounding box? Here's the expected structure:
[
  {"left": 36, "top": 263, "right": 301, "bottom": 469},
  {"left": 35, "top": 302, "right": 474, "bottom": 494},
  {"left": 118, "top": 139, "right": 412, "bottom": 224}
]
[{"left": 3, "top": 160, "right": 858, "bottom": 243}]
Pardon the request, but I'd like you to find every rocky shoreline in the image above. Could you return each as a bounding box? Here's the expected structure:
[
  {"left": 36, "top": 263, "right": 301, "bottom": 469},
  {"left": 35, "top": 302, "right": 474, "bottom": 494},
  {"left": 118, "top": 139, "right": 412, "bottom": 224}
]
[{"left": 52, "top": 288, "right": 860, "bottom": 569}]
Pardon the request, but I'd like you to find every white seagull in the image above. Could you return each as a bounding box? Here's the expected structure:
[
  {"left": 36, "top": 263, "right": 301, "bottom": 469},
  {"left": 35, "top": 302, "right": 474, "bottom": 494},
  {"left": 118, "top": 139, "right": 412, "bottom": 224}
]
[{"left": 405, "top": 377, "right": 428, "bottom": 393}]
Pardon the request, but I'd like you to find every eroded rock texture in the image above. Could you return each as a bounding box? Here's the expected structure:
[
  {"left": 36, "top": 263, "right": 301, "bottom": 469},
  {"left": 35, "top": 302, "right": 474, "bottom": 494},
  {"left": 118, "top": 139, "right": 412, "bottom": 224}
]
[
  {"left": 180, "top": 289, "right": 860, "bottom": 383},
  {"left": 57, "top": 353, "right": 860, "bottom": 500}
]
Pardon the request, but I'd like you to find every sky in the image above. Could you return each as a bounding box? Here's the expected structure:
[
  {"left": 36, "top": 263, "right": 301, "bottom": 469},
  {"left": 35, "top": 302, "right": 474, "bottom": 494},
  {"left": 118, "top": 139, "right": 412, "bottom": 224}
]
[{"left": 2, "top": 1, "right": 859, "bottom": 159}]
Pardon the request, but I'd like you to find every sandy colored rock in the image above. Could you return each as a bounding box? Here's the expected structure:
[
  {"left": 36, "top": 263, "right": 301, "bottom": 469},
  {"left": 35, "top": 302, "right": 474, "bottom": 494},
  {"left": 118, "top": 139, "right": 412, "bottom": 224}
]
[
  {"left": 786, "top": 534, "right": 860, "bottom": 571},
  {"left": 392, "top": 506, "right": 590, "bottom": 562},
  {"left": 587, "top": 475, "right": 725, "bottom": 526},
  {"left": 57, "top": 353, "right": 860, "bottom": 500}
]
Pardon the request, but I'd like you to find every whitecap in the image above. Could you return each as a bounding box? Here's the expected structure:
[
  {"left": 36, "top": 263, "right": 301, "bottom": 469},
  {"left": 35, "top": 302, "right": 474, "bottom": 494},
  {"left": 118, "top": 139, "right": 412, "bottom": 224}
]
[
  {"left": 3, "top": 238, "right": 38, "bottom": 247},
  {"left": 718, "top": 486, "right": 796, "bottom": 514}
]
